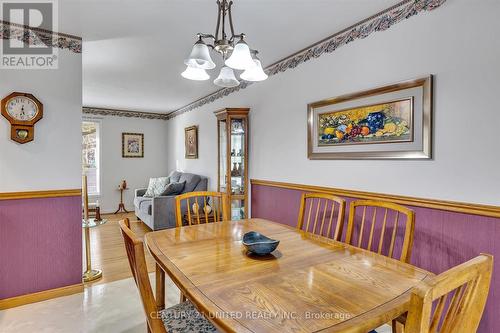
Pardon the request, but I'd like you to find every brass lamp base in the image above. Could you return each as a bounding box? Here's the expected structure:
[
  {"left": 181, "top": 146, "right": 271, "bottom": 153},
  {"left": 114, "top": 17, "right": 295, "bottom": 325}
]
[{"left": 83, "top": 269, "right": 102, "bottom": 282}]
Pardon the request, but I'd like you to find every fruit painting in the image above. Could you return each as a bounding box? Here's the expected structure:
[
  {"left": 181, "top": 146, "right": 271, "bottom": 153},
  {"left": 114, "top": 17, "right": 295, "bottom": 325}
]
[{"left": 317, "top": 98, "right": 413, "bottom": 146}]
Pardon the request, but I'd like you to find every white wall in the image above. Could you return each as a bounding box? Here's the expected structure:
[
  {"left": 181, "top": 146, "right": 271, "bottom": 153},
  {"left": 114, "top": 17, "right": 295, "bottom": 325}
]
[
  {"left": 0, "top": 50, "right": 82, "bottom": 192},
  {"left": 85, "top": 115, "right": 169, "bottom": 213},
  {"left": 166, "top": 0, "right": 500, "bottom": 206}
]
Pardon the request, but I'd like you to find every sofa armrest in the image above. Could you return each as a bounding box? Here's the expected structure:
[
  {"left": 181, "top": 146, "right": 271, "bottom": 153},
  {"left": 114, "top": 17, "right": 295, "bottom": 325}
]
[
  {"left": 135, "top": 188, "right": 147, "bottom": 197},
  {"left": 151, "top": 195, "right": 178, "bottom": 230}
]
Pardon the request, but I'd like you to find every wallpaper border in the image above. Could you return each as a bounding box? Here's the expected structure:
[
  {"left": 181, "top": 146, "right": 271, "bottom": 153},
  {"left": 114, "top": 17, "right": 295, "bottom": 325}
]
[
  {"left": 82, "top": 107, "right": 168, "bottom": 120},
  {"left": 166, "top": 0, "right": 447, "bottom": 120},
  {"left": 0, "top": 20, "right": 82, "bottom": 53}
]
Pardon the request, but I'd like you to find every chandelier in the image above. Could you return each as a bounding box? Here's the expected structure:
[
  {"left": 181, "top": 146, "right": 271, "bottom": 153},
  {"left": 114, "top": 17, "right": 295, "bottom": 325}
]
[{"left": 181, "top": 0, "right": 268, "bottom": 88}]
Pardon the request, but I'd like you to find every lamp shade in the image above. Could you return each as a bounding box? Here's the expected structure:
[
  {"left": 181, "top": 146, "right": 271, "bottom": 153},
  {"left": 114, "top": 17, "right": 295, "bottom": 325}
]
[
  {"left": 184, "top": 40, "right": 216, "bottom": 70},
  {"left": 225, "top": 40, "right": 255, "bottom": 70},
  {"left": 214, "top": 66, "right": 240, "bottom": 87},
  {"left": 181, "top": 64, "right": 210, "bottom": 81},
  {"left": 241, "top": 59, "right": 268, "bottom": 82}
]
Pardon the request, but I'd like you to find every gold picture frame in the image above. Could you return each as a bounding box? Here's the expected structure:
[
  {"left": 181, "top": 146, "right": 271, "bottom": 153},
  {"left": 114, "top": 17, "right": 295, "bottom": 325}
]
[
  {"left": 307, "top": 75, "right": 433, "bottom": 159},
  {"left": 122, "top": 133, "right": 144, "bottom": 158},
  {"left": 185, "top": 125, "right": 198, "bottom": 159}
]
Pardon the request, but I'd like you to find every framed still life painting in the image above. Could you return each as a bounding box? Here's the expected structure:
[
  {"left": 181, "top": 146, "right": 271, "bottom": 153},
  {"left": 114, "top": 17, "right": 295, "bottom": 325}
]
[
  {"left": 122, "top": 132, "right": 144, "bottom": 158},
  {"left": 185, "top": 125, "right": 198, "bottom": 159},
  {"left": 308, "top": 76, "right": 432, "bottom": 159}
]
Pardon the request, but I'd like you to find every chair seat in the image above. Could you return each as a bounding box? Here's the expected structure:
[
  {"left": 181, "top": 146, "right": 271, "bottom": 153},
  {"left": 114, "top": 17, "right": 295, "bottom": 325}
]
[{"left": 160, "top": 301, "right": 218, "bottom": 333}]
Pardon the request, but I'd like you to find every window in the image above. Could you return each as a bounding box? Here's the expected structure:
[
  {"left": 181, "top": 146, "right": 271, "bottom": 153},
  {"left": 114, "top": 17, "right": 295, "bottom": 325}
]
[{"left": 82, "top": 120, "right": 100, "bottom": 195}]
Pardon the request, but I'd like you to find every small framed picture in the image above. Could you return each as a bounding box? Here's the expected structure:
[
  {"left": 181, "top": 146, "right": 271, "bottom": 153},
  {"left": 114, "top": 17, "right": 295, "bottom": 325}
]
[
  {"left": 122, "top": 133, "right": 144, "bottom": 158},
  {"left": 185, "top": 125, "right": 198, "bottom": 159}
]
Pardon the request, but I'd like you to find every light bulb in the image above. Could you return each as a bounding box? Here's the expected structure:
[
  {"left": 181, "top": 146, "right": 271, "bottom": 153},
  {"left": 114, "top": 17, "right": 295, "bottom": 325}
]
[
  {"left": 184, "top": 40, "right": 216, "bottom": 70},
  {"left": 225, "top": 39, "right": 255, "bottom": 70},
  {"left": 241, "top": 59, "right": 268, "bottom": 82},
  {"left": 214, "top": 66, "right": 240, "bottom": 87},
  {"left": 181, "top": 64, "right": 210, "bottom": 81}
]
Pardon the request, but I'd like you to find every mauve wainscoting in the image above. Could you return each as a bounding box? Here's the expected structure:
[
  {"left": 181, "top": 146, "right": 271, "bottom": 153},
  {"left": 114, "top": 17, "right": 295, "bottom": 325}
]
[
  {"left": 0, "top": 194, "right": 82, "bottom": 300},
  {"left": 251, "top": 180, "right": 500, "bottom": 333}
]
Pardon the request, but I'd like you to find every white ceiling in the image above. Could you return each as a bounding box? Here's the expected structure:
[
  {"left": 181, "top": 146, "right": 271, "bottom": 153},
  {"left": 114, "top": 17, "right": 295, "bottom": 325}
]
[{"left": 61, "top": 0, "right": 400, "bottom": 113}]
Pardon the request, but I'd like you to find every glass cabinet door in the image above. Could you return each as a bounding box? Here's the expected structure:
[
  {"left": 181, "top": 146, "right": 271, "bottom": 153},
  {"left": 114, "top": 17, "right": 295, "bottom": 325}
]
[
  {"left": 218, "top": 119, "right": 227, "bottom": 193},
  {"left": 230, "top": 118, "right": 246, "bottom": 220},
  {"left": 230, "top": 119, "right": 245, "bottom": 195},
  {"left": 231, "top": 199, "right": 245, "bottom": 220}
]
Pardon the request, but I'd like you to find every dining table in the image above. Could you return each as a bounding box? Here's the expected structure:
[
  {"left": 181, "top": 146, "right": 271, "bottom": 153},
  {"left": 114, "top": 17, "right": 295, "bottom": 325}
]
[{"left": 145, "top": 218, "right": 432, "bottom": 333}]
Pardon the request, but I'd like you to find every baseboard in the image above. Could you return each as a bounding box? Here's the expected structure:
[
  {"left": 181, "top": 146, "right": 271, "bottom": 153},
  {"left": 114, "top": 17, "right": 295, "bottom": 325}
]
[
  {"left": 0, "top": 283, "right": 83, "bottom": 310},
  {"left": 100, "top": 208, "right": 134, "bottom": 215}
]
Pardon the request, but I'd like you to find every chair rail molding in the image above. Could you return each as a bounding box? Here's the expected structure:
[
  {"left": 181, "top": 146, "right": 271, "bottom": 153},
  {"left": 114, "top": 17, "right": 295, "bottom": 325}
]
[
  {"left": 166, "top": 0, "right": 447, "bottom": 119},
  {"left": 0, "top": 189, "right": 81, "bottom": 200},
  {"left": 250, "top": 179, "right": 500, "bottom": 219},
  {"left": 0, "top": 20, "right": 82, "bottom": 53}
]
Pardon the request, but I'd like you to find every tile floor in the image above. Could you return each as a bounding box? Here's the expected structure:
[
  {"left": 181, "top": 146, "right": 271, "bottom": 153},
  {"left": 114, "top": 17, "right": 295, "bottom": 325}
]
[
  {"left": 0, "top": 273, "right": 179, "bottom": 333},
  {"left": 0, "top": 275, "right": 392, "bottom": 333}
]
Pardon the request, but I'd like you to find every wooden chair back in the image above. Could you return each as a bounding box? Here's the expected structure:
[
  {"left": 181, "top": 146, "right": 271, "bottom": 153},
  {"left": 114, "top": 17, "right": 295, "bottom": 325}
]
[
  {"left": 345, "top": 200, "right": 415, "bottom": 263},
  {"left": 405, "top": 254, "right": 493, "bottom": 333},
  {"left": 119, "top": 218, "right": 166, "bottom": 333},
  {"left": 296, "top": 193, "right": 346, "bottom": 241},
  {"left": 175, "top": 191, "right": 229, "bottom": 227}
]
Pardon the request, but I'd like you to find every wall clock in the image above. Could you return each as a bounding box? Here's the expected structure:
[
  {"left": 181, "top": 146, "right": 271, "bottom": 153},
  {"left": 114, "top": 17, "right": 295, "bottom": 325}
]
[{"left": 1, "top": 92, "right": 43, "bottom": 144}]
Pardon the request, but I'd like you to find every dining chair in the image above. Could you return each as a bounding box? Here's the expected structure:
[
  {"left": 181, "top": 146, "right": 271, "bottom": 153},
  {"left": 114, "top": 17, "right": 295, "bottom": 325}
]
[
  {"left": 296, "top": 192, "right": 346, "bottom": 241},
  {"left": 403, "top": 254, "right": 493, "bottom": 333},
  {"left": 119, "top": 218, "right": 218, "bottom": 333},
  {"left": 175, "top": 191, "right": 229, "bottom": 227},
  {"left": 345, "top": 200, "right": 415, "bottom": 263}
]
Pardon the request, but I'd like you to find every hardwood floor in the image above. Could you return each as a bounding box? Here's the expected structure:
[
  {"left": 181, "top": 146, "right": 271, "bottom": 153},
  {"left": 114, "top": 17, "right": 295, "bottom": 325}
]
[{"left": 85, "top": 212, "right": 156, "bottom": 286}]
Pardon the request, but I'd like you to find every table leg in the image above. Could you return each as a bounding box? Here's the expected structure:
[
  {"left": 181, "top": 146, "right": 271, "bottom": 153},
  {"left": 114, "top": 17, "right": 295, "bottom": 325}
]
[
  {"left": 156, "top": 264, "right": 165, "bottom": 310},
  {"left": 82, "top": 227, "right": 102, "bottom": 282},
  {"left": 392, "top": 319, "right": 404, "bottom": 333}
]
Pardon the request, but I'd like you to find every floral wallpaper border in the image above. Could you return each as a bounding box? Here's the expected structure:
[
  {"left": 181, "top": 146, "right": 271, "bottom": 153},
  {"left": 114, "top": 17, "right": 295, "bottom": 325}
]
[
  {"left": 83, "top": 107, "right": 168, "bottom": 120},
  {"left": 0, "top": 20, "right": 82, "bottom": 53},
  {"left": 166, "top": 0, "right": 447, "bottom": 120}
]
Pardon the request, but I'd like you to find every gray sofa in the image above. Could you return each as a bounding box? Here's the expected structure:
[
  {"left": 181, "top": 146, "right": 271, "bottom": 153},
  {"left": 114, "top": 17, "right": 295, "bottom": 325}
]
[{"left": 134, "top": 171, "right": 208, "bottom": 230}]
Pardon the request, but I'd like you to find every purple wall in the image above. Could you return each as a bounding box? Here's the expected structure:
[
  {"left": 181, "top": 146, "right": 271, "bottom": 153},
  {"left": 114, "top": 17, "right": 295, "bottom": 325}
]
[
  {"left": 252, "top": 183, "right": 499, "bottom": 333},
  {"left": 0, "top": 195, "right": 82, "bottom": 299}
]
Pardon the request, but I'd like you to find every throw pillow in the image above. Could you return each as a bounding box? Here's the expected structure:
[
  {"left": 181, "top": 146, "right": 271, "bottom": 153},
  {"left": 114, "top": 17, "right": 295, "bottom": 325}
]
[
  {"left": 144, "top": 177, "right": 169, "bottom": 197},
  {"left": 161, "top": 181, "right": 186, "bottom": 196},
  {"left": 168, "top": 171, "right": 182, "bottom": 183}
]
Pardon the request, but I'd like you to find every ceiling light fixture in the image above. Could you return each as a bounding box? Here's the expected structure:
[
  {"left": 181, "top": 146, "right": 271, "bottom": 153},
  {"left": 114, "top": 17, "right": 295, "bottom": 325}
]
[
  {"left": 182, "top": 0, "right": 267, "bottom": 87},
  {"left": 181, "top": 64, "right": 210, "bottom": 81}
]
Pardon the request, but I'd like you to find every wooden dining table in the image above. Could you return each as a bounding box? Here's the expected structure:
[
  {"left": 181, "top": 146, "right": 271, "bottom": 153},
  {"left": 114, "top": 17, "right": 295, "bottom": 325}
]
[{"left": 145, "top": 218, "right": 432, "bottom": 333}]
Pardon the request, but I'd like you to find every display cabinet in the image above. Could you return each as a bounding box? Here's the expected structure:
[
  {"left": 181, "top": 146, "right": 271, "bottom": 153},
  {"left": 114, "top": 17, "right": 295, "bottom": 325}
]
[{"left": 215, "top": 108, "right": 249, "bottom": 220}]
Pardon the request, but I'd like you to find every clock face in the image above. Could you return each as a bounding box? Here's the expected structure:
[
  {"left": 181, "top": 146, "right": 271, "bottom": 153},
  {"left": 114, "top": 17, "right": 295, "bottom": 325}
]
[{"left": 6, "top": 96, "right": 39, "bottom": 121}]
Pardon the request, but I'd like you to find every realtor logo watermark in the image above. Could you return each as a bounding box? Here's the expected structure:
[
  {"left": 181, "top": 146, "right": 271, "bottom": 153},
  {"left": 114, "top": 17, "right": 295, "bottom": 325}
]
[{"left": 1, "top": 0, "right": 58, "bottom": 69}]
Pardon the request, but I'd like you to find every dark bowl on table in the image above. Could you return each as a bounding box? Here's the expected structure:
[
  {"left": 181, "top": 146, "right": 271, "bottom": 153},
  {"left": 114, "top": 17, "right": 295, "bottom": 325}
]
[{"left": 242, "top": 231, "right": 280, "bottom": 255}]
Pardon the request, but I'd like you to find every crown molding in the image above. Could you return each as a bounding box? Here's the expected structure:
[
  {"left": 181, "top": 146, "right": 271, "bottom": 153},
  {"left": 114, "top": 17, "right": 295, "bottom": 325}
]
[
  {"left": 0, "top": 20, "right": 82, "bottom": 53},
  {"left": 82, "top": 107, "right": 169, "bottom": 120},
  {"left": 166, "top": 0, "right": 447, "bottom": 120}
]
